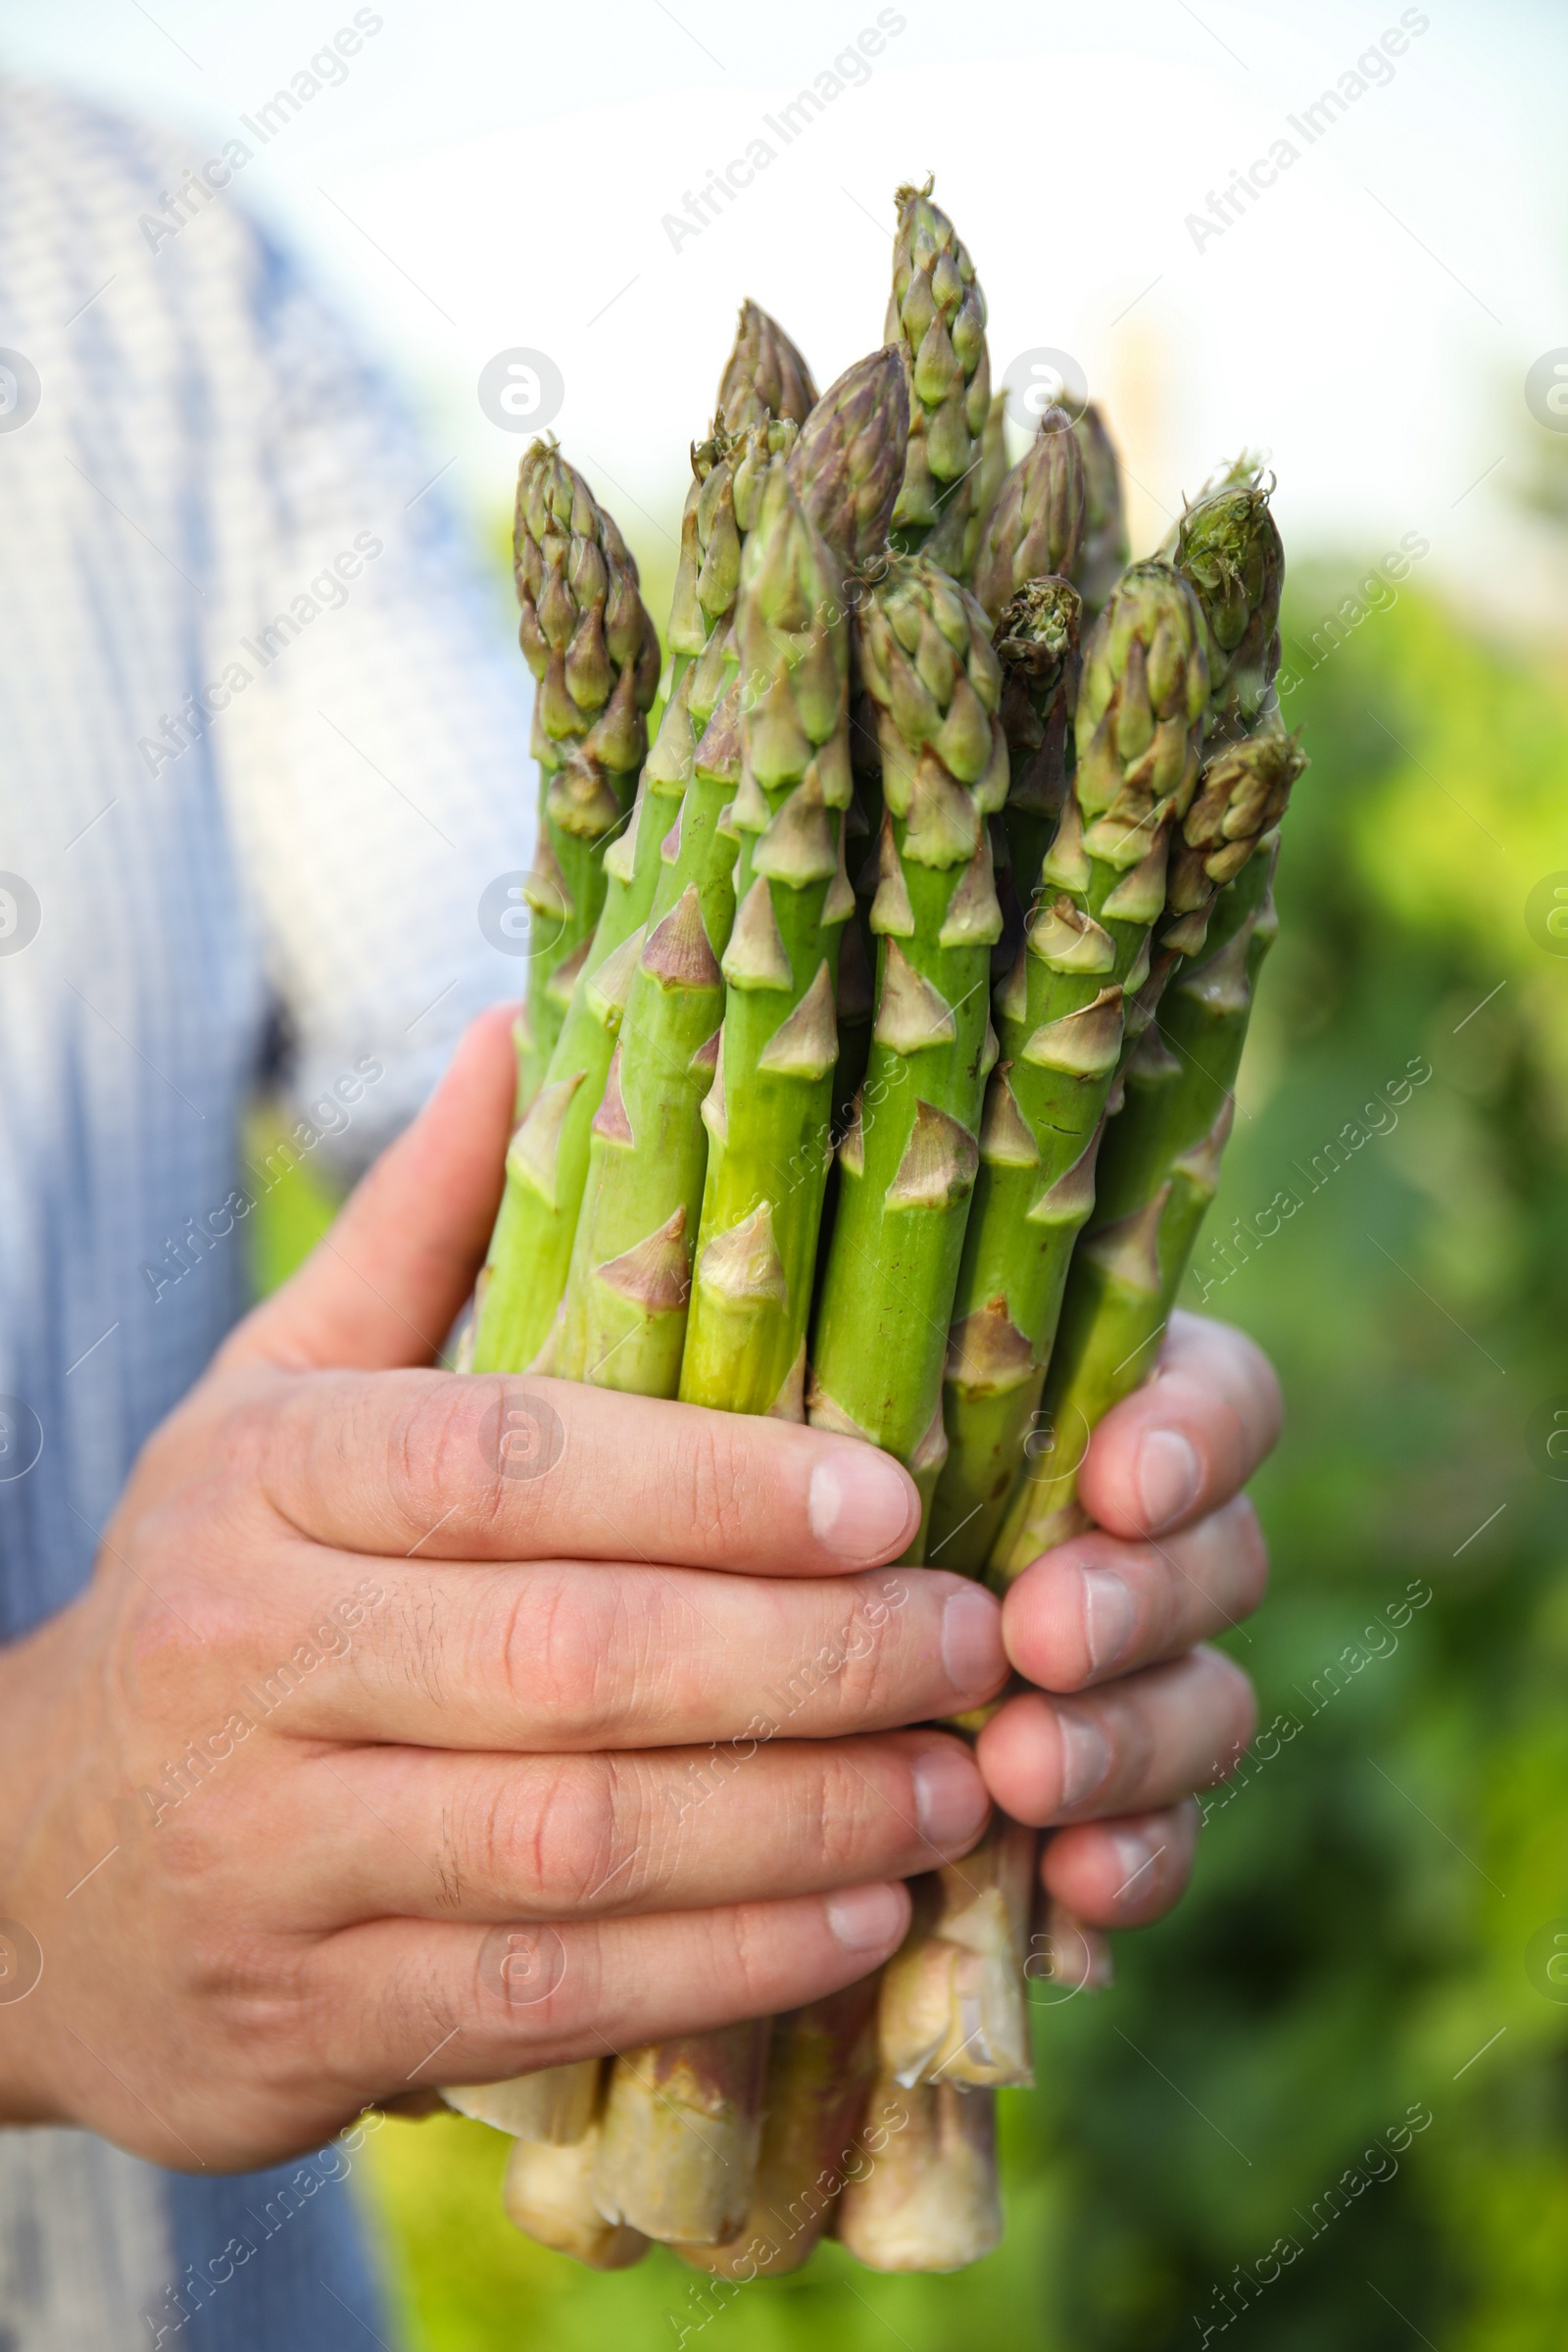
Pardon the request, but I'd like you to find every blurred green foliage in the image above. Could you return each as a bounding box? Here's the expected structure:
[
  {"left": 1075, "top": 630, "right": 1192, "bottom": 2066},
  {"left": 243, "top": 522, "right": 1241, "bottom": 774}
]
[{"left": 255, "top": 572, "right": 1568, "bottom": 2348}]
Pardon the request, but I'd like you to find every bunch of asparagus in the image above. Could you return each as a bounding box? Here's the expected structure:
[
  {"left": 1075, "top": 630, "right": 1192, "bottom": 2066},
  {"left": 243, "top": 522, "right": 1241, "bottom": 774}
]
[{"left": 446, "top": 176, "right": 1305, "bottom": 2277}]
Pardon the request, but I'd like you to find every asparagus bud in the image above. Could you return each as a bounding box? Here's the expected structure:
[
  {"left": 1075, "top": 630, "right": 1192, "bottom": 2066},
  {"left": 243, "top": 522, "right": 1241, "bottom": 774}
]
[
  {"left": 785, "top": 345, "right": 910, "bottom": 582},
  {"left": 716, "top": 298, "right": 818, "bottom": 430},
  {"left": 1166, "top": 462, "right": 1285, "bottom": 742},
  {"left": 808, "top": 555, "right": 1009, "bottom": 1543},
  {"left": 513, "top": 442, "right": 661, "bottom": 1109},
  {"left": 886, "top": 178, "right": 992, "bottom": 581},
  {"left": 970, "top": 405, "right": 1086, "bottom": 625},
  {"left": 1068, "top": 400, "right": 1130, "bottom": 619},
  {"left": 928, "top": 561, "right": 1209, "bottom": 1573}
]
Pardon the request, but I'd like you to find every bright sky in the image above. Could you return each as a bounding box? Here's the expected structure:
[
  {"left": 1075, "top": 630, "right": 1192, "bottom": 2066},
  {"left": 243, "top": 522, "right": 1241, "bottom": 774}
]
[{"left": 2, "top": 0, "right": 1565, "bottom": 631}]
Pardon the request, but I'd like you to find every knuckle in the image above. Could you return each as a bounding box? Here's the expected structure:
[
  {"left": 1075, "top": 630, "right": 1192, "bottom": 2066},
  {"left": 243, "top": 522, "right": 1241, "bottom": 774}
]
[
  {"left": 388, "top": 1378, "right": 492, "bottom": 1540},
  {"left": 807, "top": 1745, "right": 878, "bottom": 1876},
  {"left": 498, "top": 1570, "right": 619, "bottom": 1738},
  {"left": 722, "top": 1897, "right": 796, "bottom": 2012},
  {"left": 512, "top": 1754, "right": 627, "bottom": 1911},
  {"left": 668, "top": 1415, "right": 762, "bottom": 1555}
]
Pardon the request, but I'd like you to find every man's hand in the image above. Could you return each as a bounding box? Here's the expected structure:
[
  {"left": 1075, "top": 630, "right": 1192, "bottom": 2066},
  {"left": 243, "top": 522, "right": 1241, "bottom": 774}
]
[
  {"left": 0, "top": 1008, "right": 1277, "bottom": 2172},
  {"left": 0, "top": 1011, "right": 1004, "bottom": 2170}
]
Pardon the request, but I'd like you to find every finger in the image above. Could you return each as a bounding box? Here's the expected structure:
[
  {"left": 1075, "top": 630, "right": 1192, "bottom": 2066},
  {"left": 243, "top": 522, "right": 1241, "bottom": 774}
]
[
  {"left": 258, "top": 1369, "right": 920, "bottom": 1574},
  {"left": 222, "top": 1004, "right": 516, "bottom": 1376},
  {"left": 270, "top": 1732, "right": 991, "bottom": 1929},
  {"left": 1039, "top": 1803, "right": 1200, "bottom": 1929},
  {"left": 1076, "top": 1309, "right": 1282, "bottom": 1542},
  {"left": 303, "top": 1883, "right": 914, "bottom": 2095},
  {"left": 1001, "top": 1495, "right": 1268, "bottom": 1693},
  {"left": 238, "top": 1553, "right": 1005, "bottom": 1749},
  {"left": 974, "top": 1645, "right": 1256, "bottom": 1828}
]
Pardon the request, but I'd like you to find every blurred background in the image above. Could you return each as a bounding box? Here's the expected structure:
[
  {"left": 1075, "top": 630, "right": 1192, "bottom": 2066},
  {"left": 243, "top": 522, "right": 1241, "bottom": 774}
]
[{"left": 6, "top": 0, "right": 1568, "bottom": 2342}]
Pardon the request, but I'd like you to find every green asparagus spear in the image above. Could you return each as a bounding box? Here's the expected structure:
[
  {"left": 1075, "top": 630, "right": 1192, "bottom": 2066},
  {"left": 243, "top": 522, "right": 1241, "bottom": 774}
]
[
  {"left": 989, "top": 730, "right": 1305, "bottom": 1577},
  {"left": 512, "top": 444, "right": 661, "bottom": 1111},
  {"left": 558, "top": 354, "right": 909, "bottom": 1397},
  {"left": 970, "top": 404, "right": 1085, "bottom": 625},
  {"left": 886, "top": 178, "right": 991, "bottom": 580},
  {"left": 678, "top": 362, "right": 908, "bottom": 1417},
  {"left": 926, "top": 560, "right": 1210, "bottom": 1572},
  {"left": 807, "top": 556, "right": 1010, "bottom": 1544},
  {"left": 1069, "top": 400, "right": 1130, "bottom": 619},
  {"left": 474, "top": 420, "right": 793, "bottom": 1374},
  {"left": 717, "top": 297, "right": 818, "bottom": 431}
]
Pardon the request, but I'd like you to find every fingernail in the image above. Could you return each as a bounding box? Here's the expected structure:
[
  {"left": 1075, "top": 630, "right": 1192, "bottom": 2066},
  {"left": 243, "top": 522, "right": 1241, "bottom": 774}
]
[
  {"left": 1055, "top": 1706, "right": 1112, "bottom": 1808},
  {"left": 912, "top": 1745, "right": 990, "bottom": 1849},
  {"left": 1109, "top": 1830, "right": 1161, "bottom": 1906},
  {"left": 1136, "top": 1428, "right": 1200, "bottom": 1532},
  {"left": 1082, "top": 1567, "right": 1138, "bottom": 1674},
  {"left": 826, "top": 1882, "right": 908, "bottom": 1952},
  {"left": 940, "top": 1585, "right": 1005, "bottom": 1696},
  {"left": 808, "top": 1448, "right": 917, "bottom": 1563}
]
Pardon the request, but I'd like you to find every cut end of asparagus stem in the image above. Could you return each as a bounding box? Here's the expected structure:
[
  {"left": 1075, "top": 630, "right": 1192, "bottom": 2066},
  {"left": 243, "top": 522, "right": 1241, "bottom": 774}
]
[
  {"left": 441, "top": 2058, "right": 601, "bottom": 2143},
  {"left": 673, "top": 1982, "right": 880, "bottom": 2280},
  {"left": 503, "top": 2132, "right": 650, "bottom": 2270},
  {"left": 836, "top": 2075, "right": 1002, "bottom": 2272},
  {"left": 878, "top": 1816, "right": 1038, "bottom": 2088},
  {"left": 591, "top": 2023, "right": 771, "bottom": 2245}
]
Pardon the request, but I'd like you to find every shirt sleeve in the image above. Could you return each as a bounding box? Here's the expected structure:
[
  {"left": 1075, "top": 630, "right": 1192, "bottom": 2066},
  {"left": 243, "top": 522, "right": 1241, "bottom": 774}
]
[{"left": 201, "top": 223, "right": 538, "bottom": 1178}]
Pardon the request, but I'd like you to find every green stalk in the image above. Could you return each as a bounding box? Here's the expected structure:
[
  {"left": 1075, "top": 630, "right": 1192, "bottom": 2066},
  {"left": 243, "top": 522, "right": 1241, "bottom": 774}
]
[
  {"left": 886, "top": 178, "right": 991, "bottom": 581},
  {"left": 679, "top": 359, "right": 908, "bottom": 1418},
  {"left": 835, "top": 2076, "right": 1001, "bottom": 2271},
  {"left": 926, "top": 562, "right": 1210, "bottom": 1574},
  {"left": 1069, "top": 400, "right": 1129, "bottom": 620},
  {"left": 672, "top": 1983, "right": 880, "bottom": 2279},
  {"left": 474, "top": 421, "right": 792, "bottom": 1375},
  {"left": 513, "top": 444, "right": 661, "bottom": 1111},
  {"left": 989, "top": 730, "right": 1305, "bottom": 1577},
  {"left": 807, "top": 557, "right": 1011, "bottom": 1547},
  {"left": 591, "top": 2023, "right": 772, "bottom": 2245}
]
